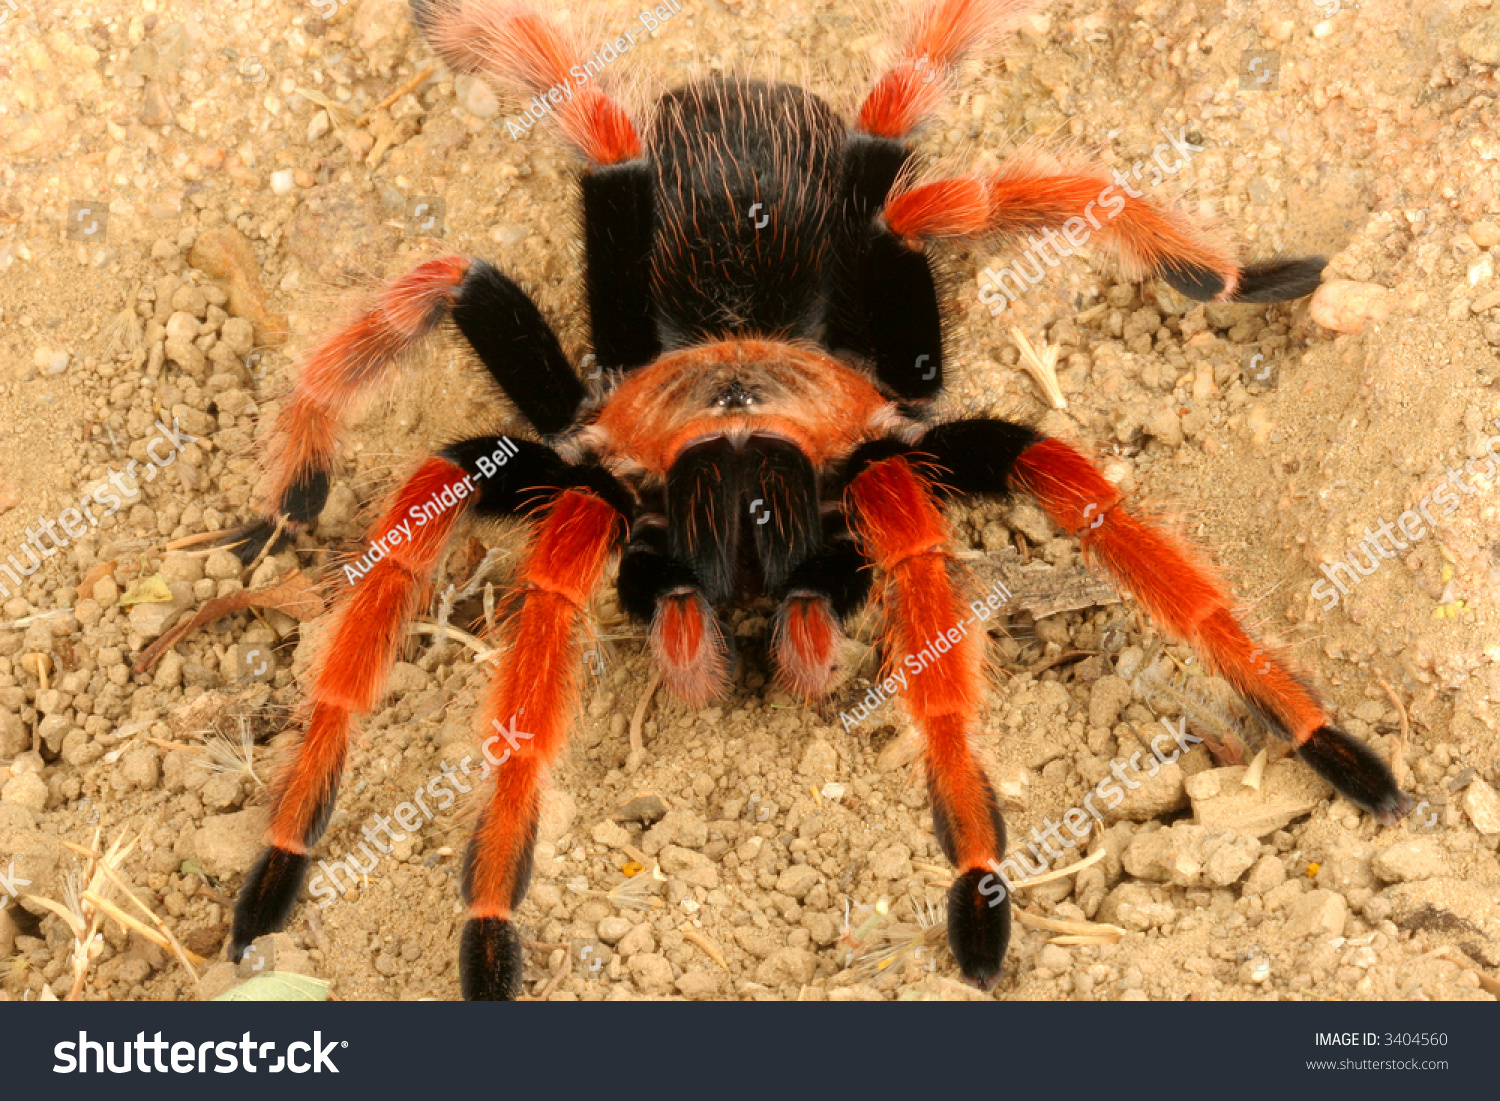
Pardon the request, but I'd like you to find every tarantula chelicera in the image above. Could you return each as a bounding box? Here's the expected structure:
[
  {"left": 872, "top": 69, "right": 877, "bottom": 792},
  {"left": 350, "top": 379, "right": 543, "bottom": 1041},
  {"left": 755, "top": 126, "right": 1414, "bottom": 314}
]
[{"left": 226, "top": 0, "right": 1410, "bottom": 999}]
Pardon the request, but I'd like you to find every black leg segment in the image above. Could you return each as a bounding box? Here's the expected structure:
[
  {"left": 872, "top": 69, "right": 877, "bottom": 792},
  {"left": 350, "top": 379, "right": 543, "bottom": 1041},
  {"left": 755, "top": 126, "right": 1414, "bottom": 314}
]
[
  {"left": 915, "top": 418, "right": 1040, "bottom": 499},
  {"left": 583, "top": 161, "right": 661, "bottom": 371},
  {"left": 450, "top": 260, "right": 586, "bottom": 437}
]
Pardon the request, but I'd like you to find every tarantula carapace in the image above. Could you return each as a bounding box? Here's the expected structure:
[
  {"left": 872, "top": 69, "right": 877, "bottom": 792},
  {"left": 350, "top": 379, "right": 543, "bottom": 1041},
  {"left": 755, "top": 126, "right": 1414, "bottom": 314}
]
[{"left": 225, "top": 0, "right": 1410, "bottom": 999}]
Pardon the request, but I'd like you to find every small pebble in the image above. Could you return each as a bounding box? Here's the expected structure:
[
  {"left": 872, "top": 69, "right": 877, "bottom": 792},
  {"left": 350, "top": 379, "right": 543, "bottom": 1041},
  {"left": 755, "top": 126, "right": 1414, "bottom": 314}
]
[{"left": 1310, "top": 280, "right": 1393, "bottom": 334}]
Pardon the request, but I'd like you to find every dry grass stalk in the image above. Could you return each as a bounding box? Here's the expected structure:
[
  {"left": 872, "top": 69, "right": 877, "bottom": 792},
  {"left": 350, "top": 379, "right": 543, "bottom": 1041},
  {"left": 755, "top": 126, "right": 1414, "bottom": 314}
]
[
  {"left": 1010, "top": 327, "right": 1066, "bottom": 409},
  {"left": 24, "top": 826, "right": 202, "bottom": 1000}
]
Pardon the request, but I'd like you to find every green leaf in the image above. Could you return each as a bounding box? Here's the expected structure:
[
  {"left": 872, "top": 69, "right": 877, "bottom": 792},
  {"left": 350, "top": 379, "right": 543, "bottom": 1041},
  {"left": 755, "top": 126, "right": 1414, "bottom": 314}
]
[
  {"left": 118, "top": 574, "right": 173, "bottom": 606},
  {"left": 213, "top": 972, "right": 331, "bottom": 1001}
]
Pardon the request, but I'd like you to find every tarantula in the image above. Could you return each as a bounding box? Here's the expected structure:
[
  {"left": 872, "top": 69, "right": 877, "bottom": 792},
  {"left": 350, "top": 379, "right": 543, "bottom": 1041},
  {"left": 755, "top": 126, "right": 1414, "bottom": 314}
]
[{"left": 225, "top": 0, "right": 1410, "bottom": 999}]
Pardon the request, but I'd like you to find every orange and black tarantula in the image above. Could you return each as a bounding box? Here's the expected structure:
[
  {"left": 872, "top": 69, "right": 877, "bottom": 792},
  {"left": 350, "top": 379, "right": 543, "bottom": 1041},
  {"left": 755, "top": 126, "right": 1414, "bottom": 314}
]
[{"left": 226, "top": 0, "right": 1410, "bottom": 998}]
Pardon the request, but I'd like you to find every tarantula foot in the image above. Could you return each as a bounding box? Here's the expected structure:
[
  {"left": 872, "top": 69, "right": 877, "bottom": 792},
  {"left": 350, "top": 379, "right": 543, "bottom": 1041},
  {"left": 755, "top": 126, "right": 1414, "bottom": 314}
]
[
  {"left": 460, "top": 917, "right": 524, "bottom": 1001},
  {"left": 947, "top": 867, "right": 1011, "bottom": 991},
  {"left": 220, "top": 517, "right": 297, "bottom": 566},
  {"left": 230, "top": 846, "right": 309, "bottom": 962},
  {"left": 1296, "top": 725, "right": 1413, "bottom": 825}
]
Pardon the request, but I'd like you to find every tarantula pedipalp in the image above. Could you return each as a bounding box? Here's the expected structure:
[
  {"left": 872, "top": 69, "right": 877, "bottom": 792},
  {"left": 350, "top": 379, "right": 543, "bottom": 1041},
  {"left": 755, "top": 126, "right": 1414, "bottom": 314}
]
[{"left": 224, "top": 0, "right": 1410, "bottom": 1000}]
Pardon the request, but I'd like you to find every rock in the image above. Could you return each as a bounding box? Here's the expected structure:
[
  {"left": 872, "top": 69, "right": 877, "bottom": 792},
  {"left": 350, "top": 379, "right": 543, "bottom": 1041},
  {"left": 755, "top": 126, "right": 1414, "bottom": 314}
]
[
  {"left": 1099, "top": 882, "right": 1175, "bottom": 931},
  {"left": 1114, "top": 758, "right": 1188, "bottom": 821},
  {"left": 352, "top": 0, "right": 413, "bottom": 51},
  {"left": 1243, "top": 853, "right": 1286, "bottom": 896},
  {"left": 1088, "top": 675, "right": 1132, "bottom": 727},
  {"left": 270, "top": 169, "right": 296, "bottom": 196},
  {"left": 140, "top": 81, "right": 173, "bottom": 126},
  {"left": 313, "top": 483, "right": 360, "bottom": 539},
  {"left": 1186, "top": 759, "right": 1330, "bottom": 836},
  {"left": 1371, "top": 838, "right": 1451, "bottom": 883},
  {"left": 642, "top": 808, "right": 707, "bottom": 852},
  {"left": 119, "top": 745, "right": 162, "bottom": 791},
  {"left": 902, "top": 974, "right": 992, "bottom": 1001},
  {"left": 797, "top": 739, "right": 838, "bottom": 780},
  {"left": 733, "top": 926, "right": 778, "bottom": 959},
  {"left": 1143, "top": 408, "right": 1184, "bottom": 448},
  {"left": 613, "top": 792, "right": 668, "bottom": 825},
  {"left": 755, "top": 946, "right": 817, "bottom": 986},
  {"left": 1458, "top": 14, "right": 1500, "bottom": 64},
  {"left": 627, "top": 953, "right": 675, "bottom": 995},
  {"left": 1314, "top": 843, "right": 1376, "bottom": 892},
  {"left": 1285, "top": 889, "right": 1347, "bottom": 940},
  {"left": 0, "top": 804, "right": 64, "bottom": 910},
  {"left": 32, "top": 346, "right": 69, "bottom": 375},
  {"left": 868, "top": 842, "right": 912, "bottom": 880},
  {"left": 1122, "top": 823, "right": 1258, "bottom": 887},
  {"left": 195, "top": 962, "right": 241, "bottom": 1001},
  {"left": 188, "top": 228, "right": 289, "bottom": 345},
  {"left": 615, "top": 922, "right": 655, "bottom": 958},
  {"left": 126, "top": 581, "right": 192, "bottom": 639},
  {"left": 1470, "top": 221, "right": 1500, "bottom": 249},
  {"left": 658, "top": 845, "right": 711, "bottom": 875},
  {"left": 774, "top": 864, "right": 820, "bottom": 899},
  {"left": 455, "top": 74, "right": 499, "bottom": 118},
  {"left": 596, "top": 916, "right": 631, "bottom": 945},
  {"left": 219, "top": 317, "right": 255, "bottom": 357},
  {"left": 590, "top": 819, "right": 632, "bottom": 848},
  {"left": 1, "top": 771, "right": 47, "bottom": 812},
  {"left": 189, "top": 810, "right": 265, "bottom": 877},
  {"left": 1462, "top": 779, "right": 1500, "bottom": 835},
  {"left": 674, "top": 968, "right": 720, "bottom": 999},
  {"left": 1309, "top": 280, "right": 1393, "bottom": 334},
  {"left": 307, "top": 110, "right": 332, "bottom": 143},
  {"left": 164, "top": 336, "right": 207, "bottom": 374},
  {"left": 0, "top": 709, "right": 28, "bottom": 757},
  {"left": 205, "top": 549, "right": 242, "bottom": 580}
]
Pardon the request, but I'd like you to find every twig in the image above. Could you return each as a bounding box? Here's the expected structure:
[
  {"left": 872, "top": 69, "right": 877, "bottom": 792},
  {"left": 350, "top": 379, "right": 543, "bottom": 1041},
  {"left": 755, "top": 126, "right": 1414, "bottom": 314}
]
[
  {"left": 532, "top": 947, "right": 572, "bottom": 1000},
  {"left": 1012, "top": 909, "right": 1125, "bottom": 943},
  {"left": 1433, "top": 950, "right": 1500, "bottom": 997},
  {"left": 625, "top": 670, "right": 662, "bottom": 774},
  {"left": 164, "top": 530, "right": 233, "bottom": 551},
  {"left": 244, "top": 514, "right": 286, "bottom": 577},
  {"left": 355, "top": 63, "right": 438, "bottom": 127},
  {"left": 409, "top": 620, "right": 498, "bottom": 662},
  {"left": 679, "top": 928, "right": 729, "bottom": 970}
]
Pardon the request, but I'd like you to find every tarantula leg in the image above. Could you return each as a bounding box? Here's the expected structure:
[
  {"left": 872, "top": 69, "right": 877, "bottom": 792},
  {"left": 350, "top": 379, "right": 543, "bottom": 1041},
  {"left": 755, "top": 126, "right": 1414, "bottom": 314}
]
[
  {"left": 230, "top": 254, "right": 590, "bottom": 566},
  {"left": 843, "top": 450, "right": 1011, "bottom": 989},
  {"left": 882, "top": 163, "right": 1326, "bottom": 305},
  {"left": 449, "top": 260, "right": 588, "bottom": 435},
  {"left": 771, "top": 513, "right": 872, "bottom": 700},
  {"left": 231, "top": 456, "right": 476, "bottom": 961},
  {"left": 1009, "top": 435, "right": 1408, "bottom": 822},
  {"left": 245, "top": 256, "right": 471, "bottom": 554},
  {"left": 412, "top": 0, "right": 642, "bottom": 166},
  {"left": 461, "top": 489, "right": 625, "bottom": 1000},
  {"left": 233, "top": 438, "right": 628, "bottom": 964},
  {"left": 856, "top": 0, "right": 1038, "bottom": 141},
  {"left": 911, "top": 419, "right": 1410, "bottom": 825}
]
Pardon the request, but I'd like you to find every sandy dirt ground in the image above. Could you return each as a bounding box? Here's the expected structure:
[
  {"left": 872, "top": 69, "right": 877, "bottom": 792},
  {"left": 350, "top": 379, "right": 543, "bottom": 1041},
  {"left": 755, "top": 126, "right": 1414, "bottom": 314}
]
[{"left": 1, "top": 0, "right": 1498, "bottom": 1003}]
